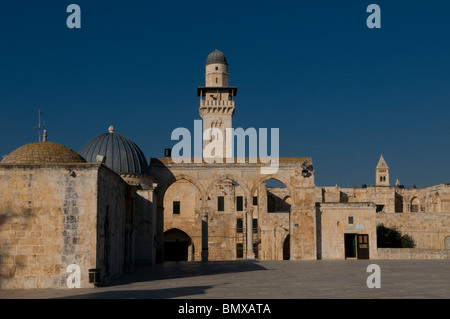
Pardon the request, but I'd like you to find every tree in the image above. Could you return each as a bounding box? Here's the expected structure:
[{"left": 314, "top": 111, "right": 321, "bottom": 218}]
[{"left": 376, "top": 223, "right": 416, "bottom": 248}]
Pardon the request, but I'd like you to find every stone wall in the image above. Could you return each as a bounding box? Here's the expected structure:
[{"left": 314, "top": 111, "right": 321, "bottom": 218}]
[
  {"left": 95, "top": 166, "right": 130, "bottom": 284},
  {"left": 134, "top": 189, "right": 157, "bottom": 265},
  {"left": 163, "top": 179, "right": 203, "bottom": 261},
  {"left": 0, "top": 164, "right": 99, "bottom": 288},
  {"left": 316, "top": 202, "right": 377, "bottom": 260},
  {"left": 317, "top": 184, "right": 450, "bottom": 214},
  {"left": 257, "top": 184, "right": 290, "bottom": 260},
  {"left": 150, "top": 157, "right": 316, "bottom": 261},
  {"left": 395, "top": 184, "right": 450, "bottom": 213},
  {"left": 318, "top": 186, "right": 395, "bottom": 213},
  {"left": 377, "top": 248, "right": 450, "bottom": 259},
  {"left": 0, "top": 163, "right": 133, "bottom": 289},
  {"left": 376, "top": 212, "right": 450, "bottom": 250}
]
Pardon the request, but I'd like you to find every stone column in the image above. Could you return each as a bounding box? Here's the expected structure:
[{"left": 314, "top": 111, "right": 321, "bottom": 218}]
[
  {"left": 290, "top": 206, "right": 316, "bottom": 260},
  {"left": 201, "top": 207, "right": 209, "bottom": 262},
  {"left": 246, "top": 207, "right": 255, "bottom": 260}
]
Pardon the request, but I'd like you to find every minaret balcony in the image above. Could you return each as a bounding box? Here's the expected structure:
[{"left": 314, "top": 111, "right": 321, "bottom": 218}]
[{"left": 200, "top": 100, "right": 235, "bottom": 107}]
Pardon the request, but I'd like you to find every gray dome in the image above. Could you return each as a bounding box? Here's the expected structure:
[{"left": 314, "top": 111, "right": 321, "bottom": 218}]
[
  {"left": 206, "top": 48, "right": 228, "bottom": 65},
  {"left": 79, "top": 126, "right": 149, "bottom": 175}
]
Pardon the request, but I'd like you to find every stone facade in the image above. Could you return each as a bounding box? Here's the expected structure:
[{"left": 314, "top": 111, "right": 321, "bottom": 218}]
[
  {"left": 0, "top": 143, "right": 156, "bottom": 289},
  {"left": 376, "top": 212, "right": 450, "bottom": 250},
  {"left": 0, "top": 163, "right": 131, "bottom": 288},
  {"left": 1, "top": 48, "right": 449, "bottom": 290},
  {"left": 316, "top": 202, "right": 377, "bottom": 260},
  {"left": 151, "top": 157, "right": 317, "bottom": 262}
]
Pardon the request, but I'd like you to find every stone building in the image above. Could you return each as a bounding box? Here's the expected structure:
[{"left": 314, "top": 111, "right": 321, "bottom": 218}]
[
  {"left": 0, "top": 130, "right": 156, "bottom": 289},
  {"left": 1, "top": 48, "right": 449, "bottom": 289},
  {"left": 316, "top": 153, "right": 450, "bottom": 252},
  {"left": 151, "top": 48, "right": 450, "bottom": 263}
]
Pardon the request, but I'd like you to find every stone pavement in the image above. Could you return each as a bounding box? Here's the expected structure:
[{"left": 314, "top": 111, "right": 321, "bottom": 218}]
[{"left": 1, "top": 259, "right": 450, "bottom": 299}]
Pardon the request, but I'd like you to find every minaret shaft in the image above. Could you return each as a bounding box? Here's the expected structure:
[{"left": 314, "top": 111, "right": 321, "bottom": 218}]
[{"left": 198, "top": 48, "right": 237, "bottom": 156}]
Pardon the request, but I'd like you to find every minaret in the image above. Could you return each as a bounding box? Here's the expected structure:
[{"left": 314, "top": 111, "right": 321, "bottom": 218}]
[
  {"left": 376, "top": 154, "right": 390, "bottom": 186},
  {"left": 198, "top": 47, "right": 237, "bottom": 158}
]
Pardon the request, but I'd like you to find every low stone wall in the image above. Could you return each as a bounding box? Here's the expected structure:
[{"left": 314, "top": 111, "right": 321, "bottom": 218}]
[
  {"left": 377, "top": 248, "right": 450, "bottom": 259},
  {"left": 376, "top": 212, "right": 450, "bottom": 250}
]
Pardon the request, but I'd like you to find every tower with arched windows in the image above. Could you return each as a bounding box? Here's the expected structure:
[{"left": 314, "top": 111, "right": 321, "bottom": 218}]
[
  {"left": 376, "top": 154, "right": 389, "bottom": 186},
  {"left": 198, "top": 47, "right": 237, "bottom": 157}
]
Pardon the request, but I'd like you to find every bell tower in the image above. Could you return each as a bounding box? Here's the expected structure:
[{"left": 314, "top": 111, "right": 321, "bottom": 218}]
[
  {"left": 198, "top": 47, "right": 237, "bottom": 158},
  {"left": 376, "top": 154, "right": 390, "bottom": 186}
]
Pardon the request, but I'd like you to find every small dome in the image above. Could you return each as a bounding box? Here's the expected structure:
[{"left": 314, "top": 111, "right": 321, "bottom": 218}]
[
  {"left": 79, "top": 127, "right": 149, "bottom": 175},
  {"left": 206, "top": 48, "right": 228, "bottom": 65},
  {"left": 1, "top": 142, "right": 86, "bottom": 165}
]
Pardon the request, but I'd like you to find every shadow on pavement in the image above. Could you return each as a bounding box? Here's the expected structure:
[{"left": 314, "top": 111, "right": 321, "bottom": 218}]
[
  {"left": 55, "top": 285, "right": 214, "bottom": 299},
  {"left": 98, "top": 260, "right": 268, "bottom": 287}
]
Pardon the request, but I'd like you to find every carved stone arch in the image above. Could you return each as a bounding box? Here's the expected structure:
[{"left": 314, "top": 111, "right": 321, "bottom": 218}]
[
  {"left": 164, "top": 228, "right": 193, "bottom": 244},
  {"left": 158, "top": 173, "right": 206, "bottom": 203},
  {"left": 250, "top": 175, "right": 293, "bottom": 199},
  {"left": 410, "top": 196, "right": 420, "bottom": 212},
  {"left": 205, "top": 174, "right": 251, "bottom": 205},
  {"left": 163, "top": 228, "right": 194, "bottom": 261}
]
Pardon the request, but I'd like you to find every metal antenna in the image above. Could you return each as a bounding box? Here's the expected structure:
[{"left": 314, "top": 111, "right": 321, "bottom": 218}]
[{"left": 35, "top": 109, "right": 46, "bottom": 142}]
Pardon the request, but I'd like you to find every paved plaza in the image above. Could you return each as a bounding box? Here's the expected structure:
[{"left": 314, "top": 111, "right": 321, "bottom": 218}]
[{"left": 1, "top": 259, "right": 449, "bottom": 299}]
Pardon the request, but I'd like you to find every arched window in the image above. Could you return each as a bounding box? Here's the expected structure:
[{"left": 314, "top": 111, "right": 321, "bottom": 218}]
[{"left": 411, "top": 197, "right": 420, "bottom": 212}]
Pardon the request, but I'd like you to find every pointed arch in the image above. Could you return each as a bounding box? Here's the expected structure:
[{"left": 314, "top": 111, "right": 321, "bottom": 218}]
[
  {"left": 205, "top": 174, "right": 251, "bottom": 204},
  {"left": 410, "top": 197, "right": 420, "bottom": 212},
  {"left": 251, "top": 175, "right": 292, "bottom": 198},
  {"left": 164, "top": 228, "right": 192, "bottom": 244},
  {"left": 163, "top": 228, "right": 194, "bottom": 261},
  {"left": 158, "top": 173, "right": 206, "bottom": 203}
]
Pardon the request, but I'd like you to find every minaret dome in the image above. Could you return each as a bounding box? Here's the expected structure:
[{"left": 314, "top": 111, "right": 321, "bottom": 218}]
[{"left": 205, "top": 47, "right": 229, "bottom": 87}]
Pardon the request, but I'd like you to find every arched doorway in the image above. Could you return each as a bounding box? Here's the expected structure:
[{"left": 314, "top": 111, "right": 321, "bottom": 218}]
[
  {"left": 160, "top": 176, "right": 204, "bottom": 262},
  {"left": 411, "top": 197, "right": 420, "bottom": 212},
  {"left": 163, "top": 228, "right": 193, "bottom": 261},
  {"left": 253, "top": 177, "right": 292, "bottom": 260}
]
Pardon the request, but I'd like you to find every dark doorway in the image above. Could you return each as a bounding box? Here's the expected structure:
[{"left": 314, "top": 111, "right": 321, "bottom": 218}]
[
  {"left": 164, "top": 229, "right": 192, "bottom": 261},
  {"left": 344, "top": 234, "right": 357, "bottom": 259},
  {"left": 345, "top": 233, "right": 370, "bottom": 259},
  {"left": 283, "top": 235, "right": 290, "bottom": 260}
]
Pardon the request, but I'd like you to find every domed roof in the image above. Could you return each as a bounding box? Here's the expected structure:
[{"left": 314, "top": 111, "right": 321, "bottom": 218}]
[
  {"left": 79, "top": 126, "right": 149, "bottom": 175},
  {"left": 1, "top": 142, "right": 86, "bottom": 165},
  {"left": 206, "top": 47, "right": 228, "bottom": 65}
]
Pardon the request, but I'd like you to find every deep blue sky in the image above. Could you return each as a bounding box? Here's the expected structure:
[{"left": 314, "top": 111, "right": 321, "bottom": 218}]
[{"left": 1, "top": 0, "right": 449, "bottom": 187}]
